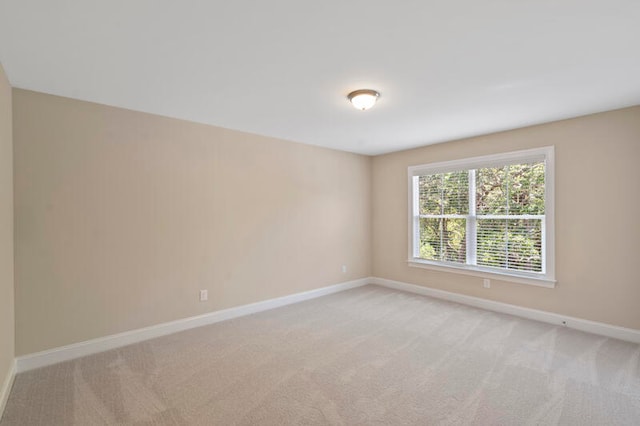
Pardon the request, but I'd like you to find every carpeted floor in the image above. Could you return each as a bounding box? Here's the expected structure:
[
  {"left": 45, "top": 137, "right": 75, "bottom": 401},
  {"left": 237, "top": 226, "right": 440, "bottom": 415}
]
[{"left": 2, "top": 284, "right": 639, "bottom": 425}]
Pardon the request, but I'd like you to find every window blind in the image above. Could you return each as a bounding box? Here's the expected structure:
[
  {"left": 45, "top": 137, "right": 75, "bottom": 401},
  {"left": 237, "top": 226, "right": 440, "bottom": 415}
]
[{"left": 411, "top": 153, "right": 548, "bottom": 277}]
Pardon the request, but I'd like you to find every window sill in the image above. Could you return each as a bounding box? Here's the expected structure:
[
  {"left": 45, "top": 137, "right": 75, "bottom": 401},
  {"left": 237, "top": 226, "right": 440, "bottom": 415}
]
[{"left": 407, "top": 259, "right": 556, "bottom": 288}]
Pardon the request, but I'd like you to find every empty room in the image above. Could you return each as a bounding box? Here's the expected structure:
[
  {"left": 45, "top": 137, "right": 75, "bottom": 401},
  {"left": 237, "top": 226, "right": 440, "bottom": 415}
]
[{"left": 1, "top": 1, "right": 639, "bottom": 425}]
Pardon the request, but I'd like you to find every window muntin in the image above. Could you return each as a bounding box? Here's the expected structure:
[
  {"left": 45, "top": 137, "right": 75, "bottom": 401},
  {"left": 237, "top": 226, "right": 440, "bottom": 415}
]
[{"left": 409, "top": 147, "right": 554, "bottom": 284}]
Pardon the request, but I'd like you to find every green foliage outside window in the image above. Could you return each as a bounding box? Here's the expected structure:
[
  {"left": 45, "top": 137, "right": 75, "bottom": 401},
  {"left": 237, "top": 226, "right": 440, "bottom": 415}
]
[
  {"left": 418, "top": 162, "right": 545, "bottom": 273},
  {"left": 419, "top": 171, "right": 468, "bottom": 263}
]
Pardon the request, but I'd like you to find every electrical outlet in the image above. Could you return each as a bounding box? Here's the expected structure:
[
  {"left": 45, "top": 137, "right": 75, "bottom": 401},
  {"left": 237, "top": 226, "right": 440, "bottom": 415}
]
[
  {"left": 341, "top": 265, "right": 347, "bottom": 273},
  {"left": 483, "top": 279, "right": 491, "bottom": 289},
  {"left": 199, "top": 289, "right": 208, "bottom": 302}
]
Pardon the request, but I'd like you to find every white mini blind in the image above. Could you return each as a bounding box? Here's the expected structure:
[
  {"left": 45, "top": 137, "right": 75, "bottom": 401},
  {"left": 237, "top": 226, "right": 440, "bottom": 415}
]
[
  {"left": 418, "top": 171, "right": 468, "bottom": 215},
  {"left": 476, "top": 218, "right": 542, "bottom": 273},
  {"left": 409, "top": 147, "right": 553, "bottom": 282},
  {"left": 419, "top": 217, "right": 467, "bottom": 263},
  {"left": 417, "top": 171, "right": 468, "bottom": 264},
  {"left": 475, "top": 161, "right": 545, "bottom": 273}
]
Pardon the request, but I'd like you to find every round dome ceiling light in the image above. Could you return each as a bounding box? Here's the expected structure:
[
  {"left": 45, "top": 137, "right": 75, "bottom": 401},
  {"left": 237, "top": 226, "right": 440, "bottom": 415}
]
[{"left": 347, "top": 89, "right": 380, "bottom": 111}]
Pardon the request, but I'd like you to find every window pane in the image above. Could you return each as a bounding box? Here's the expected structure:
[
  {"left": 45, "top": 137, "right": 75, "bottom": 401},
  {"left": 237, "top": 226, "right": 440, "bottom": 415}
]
[
  {"left": 476, "top": 167, "right": 507, "bottom": 214},
  {"left": 477, "top": 162, "right": 545, "bottom": 215},
  {"left": 419, "top": 218, "right": 466, "bottom": 263},
  {"left": 443, "top": 171, "right": 469, "bottom": 215},
  {"left": 477, "top": 219, "right": 507, "bottom": 268},
  {"left": 477, "top": 219, "right": 542, "bottom": 272},
  {"left": 419, "top": 171, "right": 468, "bottom": 215},
  {"left": 506, "top": 219, "right": 542, "bottom": 272},
  {"left": 418, "top": 174, "right": 442, "bottom": 215},
  {"left": 507, "top": 162, "right": 545, "bottom": 215}
]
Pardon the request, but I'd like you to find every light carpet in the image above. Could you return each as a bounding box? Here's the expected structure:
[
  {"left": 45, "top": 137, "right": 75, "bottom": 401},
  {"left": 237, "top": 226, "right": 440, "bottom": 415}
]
[{"left": 2, "top": 285, "right": 639, "bottom": 425}]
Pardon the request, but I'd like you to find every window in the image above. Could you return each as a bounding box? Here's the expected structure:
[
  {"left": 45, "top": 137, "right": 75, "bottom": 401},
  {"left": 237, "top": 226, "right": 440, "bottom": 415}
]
[{"left": 408, "top": 147, "right": 555, "bottom": 287}]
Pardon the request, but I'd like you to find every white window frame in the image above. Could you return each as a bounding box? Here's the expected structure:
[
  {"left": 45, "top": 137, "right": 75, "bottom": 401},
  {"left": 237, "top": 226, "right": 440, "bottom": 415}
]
[{"left": 407, "top": 146, "right": 556, "bottom": 288}]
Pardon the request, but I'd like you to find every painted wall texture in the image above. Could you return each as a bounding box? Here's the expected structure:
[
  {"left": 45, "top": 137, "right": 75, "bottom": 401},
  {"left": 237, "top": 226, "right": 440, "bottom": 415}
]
[
  {"left": 0, "top": 63, "right": 14, "bottom": 404},
  {"left": 13, "top": 89, "right": 372, "bottom": 355}
]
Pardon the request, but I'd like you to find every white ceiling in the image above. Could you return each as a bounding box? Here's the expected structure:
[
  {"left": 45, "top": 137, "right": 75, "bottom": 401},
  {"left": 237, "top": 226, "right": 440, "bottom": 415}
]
[{"left": 1, "top": 1, "right": 639, "bottom": 155}]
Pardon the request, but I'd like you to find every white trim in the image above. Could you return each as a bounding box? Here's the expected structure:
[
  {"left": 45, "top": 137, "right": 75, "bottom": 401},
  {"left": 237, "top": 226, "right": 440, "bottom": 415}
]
[
  {"left": 16, "top": 278, "right": 371, "bottom": 373},
  {"left": 372, "top": 277, "right": 640, "bottom": 344},
  {"left": 0, "top": 359, "right": 16, "bottom": 420},
  {"left": 466, "top": 169, "right": 477, "bottom": 265},
  {"left": 544, "top": 145, "right": 555, "bottom": 281},
  {"left": 407, "top": 146, "right": 550, "bottom": 176},
  {"left": 11, "top": 277, "right": 640, "bottom": 375},
  {"left": 407, "top": 259, "right": 556, "bottom": 288}
]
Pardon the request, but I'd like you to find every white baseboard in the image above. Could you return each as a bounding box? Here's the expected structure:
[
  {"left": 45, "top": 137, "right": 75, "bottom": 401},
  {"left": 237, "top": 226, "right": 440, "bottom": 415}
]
[
  {"left": 16, "top": 277, "right": 371, "bottom": 373},
  {"left": 0, "top": 359, "right": 16, "bottom": 420},
  {"left": 372, "top": 277, "right": 640, "bottom": 344},
  {"left": 16, "top": 276, "right": 639, "bottom": 373}
]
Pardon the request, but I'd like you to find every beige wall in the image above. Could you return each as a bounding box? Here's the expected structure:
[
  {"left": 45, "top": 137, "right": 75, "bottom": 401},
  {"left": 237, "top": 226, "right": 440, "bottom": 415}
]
[
  {"left": 13, "top": 89, "right": 372, "bottom": 355},
  {"left": 372, "top": 106, "right": 640, "bottom": 330},
  {"left": 11, "top": 85, "right": 640, "bottom": 357},
  {"left": 0, "top": 64, "right": 14, "bottom": 400}
]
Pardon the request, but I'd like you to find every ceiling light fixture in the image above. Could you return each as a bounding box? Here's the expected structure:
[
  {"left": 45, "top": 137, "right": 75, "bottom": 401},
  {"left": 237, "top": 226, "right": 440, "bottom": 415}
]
[{"left": 347, "top": 89, "right": 380, "bottom": 111}]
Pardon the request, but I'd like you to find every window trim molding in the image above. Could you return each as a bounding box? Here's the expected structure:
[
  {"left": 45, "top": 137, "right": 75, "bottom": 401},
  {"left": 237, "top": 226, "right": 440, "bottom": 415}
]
[
  {"left": 407, "top": 259, "right": 556, "bottom": 288},
  {"left": 407, "top": 146, "right": 555, "bottom": 287}
]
